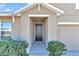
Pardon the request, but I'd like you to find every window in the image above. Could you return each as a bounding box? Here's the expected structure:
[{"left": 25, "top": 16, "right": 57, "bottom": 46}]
[{"left": 0, "top": 20, "right": 12, "bottom": 39}]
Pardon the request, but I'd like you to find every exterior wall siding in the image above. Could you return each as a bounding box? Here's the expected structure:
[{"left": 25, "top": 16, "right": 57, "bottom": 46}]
[
  {"left": 58, "top": 15, "right": 79, "bottom": 22},
  {"left": 11, "top": 16, "right": 20, "bottom": 40}
]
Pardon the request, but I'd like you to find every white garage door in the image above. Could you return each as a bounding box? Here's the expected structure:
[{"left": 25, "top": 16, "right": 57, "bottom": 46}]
[{"left": 59, "top": 25, "right": 79, "bottom": 50}]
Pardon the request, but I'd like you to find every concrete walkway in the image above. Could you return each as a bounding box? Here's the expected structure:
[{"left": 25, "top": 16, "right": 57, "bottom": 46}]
[
  {"left": 63, "top": 50, "right": 79, "bottom": 56},
  {"left": 29, "top": 41, "right": 48, "bottom": 56}
]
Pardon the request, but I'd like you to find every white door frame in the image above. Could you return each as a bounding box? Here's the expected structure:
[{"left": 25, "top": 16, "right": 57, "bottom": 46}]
[
  {"left": 28, "top": 14, "right": 49, "bottom": 17},
  {"left": 34, "top": 22, "right": 44, "bottom": 43},
  {"left": 29, "top": 14, "right": 49, "bottom": 45}
]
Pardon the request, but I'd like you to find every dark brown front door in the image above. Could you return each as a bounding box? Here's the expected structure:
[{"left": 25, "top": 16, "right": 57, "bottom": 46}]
[{"left": 35, "top": 24, "right": 42, "bottom": 41}]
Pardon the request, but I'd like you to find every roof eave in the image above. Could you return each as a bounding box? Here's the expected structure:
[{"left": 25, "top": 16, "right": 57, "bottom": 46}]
[
  {"left": 0, "top": 12, "right": 13, "bottom": 16},
  {"left": 14, "top": 3, "right": 37, "bottom": 14},
  {"left": 0, "top": 3, "right": 64, "bottom": 16},
  {"left": 42, "top": 3, "right": 64, "bottom": 16}
]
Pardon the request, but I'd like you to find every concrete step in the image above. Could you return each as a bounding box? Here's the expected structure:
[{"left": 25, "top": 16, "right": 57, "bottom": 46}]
[
  {"left": 29, "top": 41, "right": 48, "bottom": 56},
  {"left": 29, "top": 53, "right": 48, "bottom": 56}
]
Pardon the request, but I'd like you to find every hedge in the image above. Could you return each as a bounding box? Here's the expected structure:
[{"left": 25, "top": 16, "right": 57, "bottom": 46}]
[
  {"left": 0, "top": 39, "right": 28, "bottom": 56},
  {"left": 47, "top": 41, "right": 67, "bottom": 56}
]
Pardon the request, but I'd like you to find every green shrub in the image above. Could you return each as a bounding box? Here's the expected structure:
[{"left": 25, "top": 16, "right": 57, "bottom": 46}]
[
  {"left": 0, "top": 39, "right": 28, "bottom": 56},
  {"left": 47, "top": 41, "right": 67, "bottom": 56}
]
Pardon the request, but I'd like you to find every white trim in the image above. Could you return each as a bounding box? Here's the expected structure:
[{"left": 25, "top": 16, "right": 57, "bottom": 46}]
[
  {"left": 34, "top": 22, "right": 44, "bottom": 42},
  {"left": 28, "top": 14, "right": 49, "bottom": 17},
  {"left": 58, "top": 22, "right": 79, "bottom": 25},
  {"left": 0, "top": 12, "right": 13, "bottom": 16},
  {"left": 14, "top": 3, "right": 37, "bottom": 14},
  {"left": 38, "top": 4, "right": 41, "bottom": 11},
  {"left": 14, "top": 3, "right": 64, "bottom": 16},
  {"left": 12, "top": 16, "right": 15, "bottom": 23},
  {"left": 0, "top": 12, "right": 21, "bottom": 16},
  {"left": 75, "top": 3, "right": 79, "bottom": 9},
  {"left": 1, "top": 30, "right": 11, "bottom": 31},
  {"left": 41, "top": 3, "right": 64, "bottom": 15},
  {"left": 56, "top": 13, "right": 61, "bottom": 16},
  {"left": 0, "top": 4, "right": 64, "bottom": 16}
]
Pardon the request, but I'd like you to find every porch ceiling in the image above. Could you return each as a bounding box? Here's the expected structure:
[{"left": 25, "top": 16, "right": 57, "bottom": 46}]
[{"left": 31, "top": 17, "right": 47, "bottom": 22}]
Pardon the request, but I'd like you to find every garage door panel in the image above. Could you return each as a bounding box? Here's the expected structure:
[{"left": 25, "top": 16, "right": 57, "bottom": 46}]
[{"left": 59, "top": 25, "right": 79, "bottom": 50}]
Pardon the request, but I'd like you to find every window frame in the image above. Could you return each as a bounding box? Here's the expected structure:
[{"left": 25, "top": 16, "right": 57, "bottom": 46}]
[{"left": 0, "top": 20, "right": 12, "bottom": 39}]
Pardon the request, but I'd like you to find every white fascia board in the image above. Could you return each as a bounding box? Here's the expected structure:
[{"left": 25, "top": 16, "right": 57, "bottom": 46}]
[
  {"left": 14, "top": 3, "right": 36, "bottom": 14},
  {"left": 75, "top": 3, "right": 79, "bottom": 9},
  {"left": 37, "top": 4, "right": 41, "bottom": 11},
  {"left": 14, "top": 3, "right": 64, "bottom": 16},
  {"left": 28, "top": 14, "right": 49, "bottom": 17},
  {"left": 42, "top": 3, "right": 64, "bottom": 15},
  {"left": 0, "top": 12, "right": 13, "bottom": 16},
  {"left": 1, "top": 29, "right": 11, "bottom": 31},
  {"left": 58, "top": 22, "right": 79, "bottom": 25},
  {"left": 0, "top": 12, "right": 21, "bottom": 16},
  {"left": 56, "top": 13, "right": 61, "bottom": 16}
]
